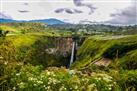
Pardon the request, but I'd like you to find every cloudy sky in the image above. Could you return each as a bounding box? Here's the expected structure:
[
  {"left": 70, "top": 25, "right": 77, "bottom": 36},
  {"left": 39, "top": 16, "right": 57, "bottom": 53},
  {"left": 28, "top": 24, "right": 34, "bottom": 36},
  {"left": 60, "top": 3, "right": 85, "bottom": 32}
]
[{"left": 0, "top": 0, "right": 137, "bottom": 24}]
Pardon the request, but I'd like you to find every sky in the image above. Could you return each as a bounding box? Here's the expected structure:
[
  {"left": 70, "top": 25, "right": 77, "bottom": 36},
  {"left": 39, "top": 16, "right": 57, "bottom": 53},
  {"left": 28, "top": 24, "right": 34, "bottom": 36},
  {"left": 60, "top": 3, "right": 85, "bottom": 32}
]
[{"left": 0, "top": 0, "right": 137, "bottom": 24}]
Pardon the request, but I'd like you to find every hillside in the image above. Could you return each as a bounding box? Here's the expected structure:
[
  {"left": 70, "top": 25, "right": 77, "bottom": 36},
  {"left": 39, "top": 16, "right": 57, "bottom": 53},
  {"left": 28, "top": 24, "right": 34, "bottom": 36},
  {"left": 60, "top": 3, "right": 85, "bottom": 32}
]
[
  {"left": 0, "top": 22, "right": 46, "bottom": 33},
  {"left": 0, "top": 22, "right": 73, "bottom": 37},
  {"left": 49, "top": 24, "right": 137, "bottom": 35},
  {"left": 0, "top": 18, "right": 66, "bottom": 25},
  {"left": 72, "top": 35, "right": 137, "bottom": 69},
  {"left": 0, "top": 33, "right": 71, "bottom": 68},
  {"left": 0, "top": 23, "right": 137, "bottom": 91}
]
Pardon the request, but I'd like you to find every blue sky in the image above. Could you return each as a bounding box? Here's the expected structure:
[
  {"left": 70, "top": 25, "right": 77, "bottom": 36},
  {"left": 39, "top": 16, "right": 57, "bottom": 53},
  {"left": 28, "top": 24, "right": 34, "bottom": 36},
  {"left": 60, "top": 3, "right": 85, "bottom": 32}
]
[{"left": 0, "top": 0, "right": 137, "bottom": 24}]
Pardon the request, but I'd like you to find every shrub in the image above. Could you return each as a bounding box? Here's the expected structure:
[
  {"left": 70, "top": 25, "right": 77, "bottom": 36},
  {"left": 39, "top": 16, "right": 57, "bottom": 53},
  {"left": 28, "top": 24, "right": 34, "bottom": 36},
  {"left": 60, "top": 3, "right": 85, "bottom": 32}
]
[{"left": 0, "top": 64, "right": 121, "bottom": 91}]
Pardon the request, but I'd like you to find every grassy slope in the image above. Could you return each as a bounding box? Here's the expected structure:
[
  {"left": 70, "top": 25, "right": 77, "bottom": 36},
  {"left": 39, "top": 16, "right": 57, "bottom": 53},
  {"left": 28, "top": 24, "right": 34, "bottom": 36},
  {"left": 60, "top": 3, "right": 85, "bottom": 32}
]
[
  {"left": 0, "top": 22, "right": 71, "bottom": 36},
  {"left": 0, "top": 33, "right": 68, "bottom": 67},
  {"left": 0, "top": 25, "right": 16, "bottom": 32},
  {"left": 0, "top": 22, "right": 72, "bottom": 68},
  {"left": 71, "top": 35, "right": 137, "bottom": 69},
  {"left": 119, "top": 49, "right": 137, "bottom": 70},
  {"left": 0, "top": 22, "right": 45, "bottom": 33}
]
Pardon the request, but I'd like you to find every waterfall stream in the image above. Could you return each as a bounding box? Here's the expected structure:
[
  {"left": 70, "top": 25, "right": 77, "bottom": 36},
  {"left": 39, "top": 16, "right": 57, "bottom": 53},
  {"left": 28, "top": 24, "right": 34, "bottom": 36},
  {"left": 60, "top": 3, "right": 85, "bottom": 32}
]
[{"left": 69, "top": 41, "right": 75, "bottom": 67}]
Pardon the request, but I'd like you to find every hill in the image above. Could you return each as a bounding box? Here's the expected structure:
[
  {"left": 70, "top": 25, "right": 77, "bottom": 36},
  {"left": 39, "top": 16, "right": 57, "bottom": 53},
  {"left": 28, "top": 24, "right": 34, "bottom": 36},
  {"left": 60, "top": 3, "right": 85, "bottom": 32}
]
[
  {"left": 72, "top": 35, "right": 137, "bottom": 69},
  {"left": 0, "top": 18, "right": 66, "bottom": 25},
  {"left": 30, "top": 18, "right": 65, "bottom": 25},
  {"left": 0, "top": 18, "right": 18, "bottom": 22}
]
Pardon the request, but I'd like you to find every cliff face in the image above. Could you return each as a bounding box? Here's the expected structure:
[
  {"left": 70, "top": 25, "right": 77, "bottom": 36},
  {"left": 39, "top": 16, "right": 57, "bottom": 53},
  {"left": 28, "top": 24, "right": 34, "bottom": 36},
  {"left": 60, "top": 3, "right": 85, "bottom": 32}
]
[
  {"left": 0, "top": 33, "right": 86, "bottom": 68},
  {"left": 0, "top": 35, "right": 74, "bottom": 67},
  {"left": 46, "top": 36, "right": 85, "bottom": 57},
  {"left": 45, "top": 37, "right": 73, "bottom": 56},
  {"left": 56, "top": 37, "right": 73, "bottom": 56}
]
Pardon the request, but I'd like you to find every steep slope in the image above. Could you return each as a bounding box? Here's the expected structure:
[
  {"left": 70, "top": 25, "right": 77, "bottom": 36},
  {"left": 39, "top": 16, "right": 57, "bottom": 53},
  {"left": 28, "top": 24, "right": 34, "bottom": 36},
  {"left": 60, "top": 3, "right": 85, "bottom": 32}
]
[
  {"left": 71, "top": 35, "right": 137, "bottom": 69},
  {"left": 0, "top": 34, "right": 69, "bottom": 67}
]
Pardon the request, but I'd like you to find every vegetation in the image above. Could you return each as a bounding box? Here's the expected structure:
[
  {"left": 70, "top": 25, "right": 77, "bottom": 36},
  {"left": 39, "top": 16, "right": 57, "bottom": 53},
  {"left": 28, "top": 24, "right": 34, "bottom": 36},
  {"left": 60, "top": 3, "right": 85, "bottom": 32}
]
[
  {"left": 0, "top": 22, "right": 45, "bottom": 33},
  {"left": 0, "top": 34, "right": 69, "bottom": 67},
  {"left": 1, "top": 63, "right": 122, "bottom": 91},
  {"left": 71, "top": 35, "right": 137, "bottom": 91},
  {"left": 49, "top": 24, "right": 137, "bottom": 35},
  {"left": 0, "top": 22, "right": 137, "bottom": 91},
  {"left": 72, "top": 35, "right": 137, "bottom": 69},
  {"left": 0, "top": 22, "right": 72, "bottom": 36}
]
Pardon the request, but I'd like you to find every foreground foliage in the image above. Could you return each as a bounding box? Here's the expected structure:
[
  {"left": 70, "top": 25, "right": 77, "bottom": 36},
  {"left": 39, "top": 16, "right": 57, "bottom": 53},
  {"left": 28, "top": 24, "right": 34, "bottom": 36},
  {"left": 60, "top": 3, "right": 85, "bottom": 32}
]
[
  {"left": 1, "top": 62, "right": 137, "bottom": 91},
  {"left": 0, "top": 62, "right": 129, "bottom": 91}
]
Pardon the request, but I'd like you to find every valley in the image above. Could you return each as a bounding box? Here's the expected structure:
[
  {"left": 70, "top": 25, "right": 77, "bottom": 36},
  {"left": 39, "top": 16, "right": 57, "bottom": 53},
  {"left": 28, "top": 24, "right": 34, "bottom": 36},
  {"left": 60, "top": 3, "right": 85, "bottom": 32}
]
[{"left": 0, "top": 22, "right": 137, "bottom": 91}]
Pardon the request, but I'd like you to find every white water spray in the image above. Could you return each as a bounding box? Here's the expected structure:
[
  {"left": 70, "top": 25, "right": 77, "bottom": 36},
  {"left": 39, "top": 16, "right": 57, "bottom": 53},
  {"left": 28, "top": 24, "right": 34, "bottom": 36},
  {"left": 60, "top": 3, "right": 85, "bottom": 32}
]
[{"left": 69, "top": 41, "right": 75, "bottom": 67}]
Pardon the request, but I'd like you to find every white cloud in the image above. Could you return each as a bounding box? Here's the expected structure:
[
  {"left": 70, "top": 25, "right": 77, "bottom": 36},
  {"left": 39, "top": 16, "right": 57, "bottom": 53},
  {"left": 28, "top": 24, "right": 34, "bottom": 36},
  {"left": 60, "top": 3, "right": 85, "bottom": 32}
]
[{"left": 0, "top": 0, "right": 136, "bottom": 24}]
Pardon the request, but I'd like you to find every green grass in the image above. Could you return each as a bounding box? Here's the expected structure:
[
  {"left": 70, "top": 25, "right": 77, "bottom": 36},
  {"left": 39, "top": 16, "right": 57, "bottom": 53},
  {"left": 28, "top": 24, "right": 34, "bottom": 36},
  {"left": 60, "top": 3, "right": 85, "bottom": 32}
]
[
  {"left": 0, "top": 22, "right": 72, "bottom": 68},
  {"left": 0, "top": 33, "right": 68, "bottom": 67},
  {"left": 0, "top": 22, "right": 137, "bottom": 91},
  {"left": 71, "top": 35, "right": 137, "bottom": 69},
  {"left": 0, "top": 25, "right": 16, "bottom": 32},
  {"left": 8, "top": 34, "right": 39, "bottom": 47},
  {"left": 118, "top": 49, "right": 137, "bottom": 70},
  {"left": 0, "top": 22, "right": 71, "bottom": 37}
]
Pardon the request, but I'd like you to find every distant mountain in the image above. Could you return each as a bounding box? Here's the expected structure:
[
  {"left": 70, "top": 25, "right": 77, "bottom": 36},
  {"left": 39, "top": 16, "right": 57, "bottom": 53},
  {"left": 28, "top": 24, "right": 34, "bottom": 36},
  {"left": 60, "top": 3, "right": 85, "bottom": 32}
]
[
  {"left": 30, "top": 18, "right": 65, "bottom": 25},
  {"left": 0, "top": 18, "right": 17, "bottom": 22},
  {"left": 0, "top": 18, "right": 66, "bottom": 25}
]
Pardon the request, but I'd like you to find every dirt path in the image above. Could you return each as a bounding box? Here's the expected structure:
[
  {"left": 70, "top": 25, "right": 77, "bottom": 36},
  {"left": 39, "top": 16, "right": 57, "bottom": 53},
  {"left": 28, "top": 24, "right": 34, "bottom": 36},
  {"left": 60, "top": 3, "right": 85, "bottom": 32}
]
[{"left": 93, "top": 58, "right": 112, "bottom": 67}]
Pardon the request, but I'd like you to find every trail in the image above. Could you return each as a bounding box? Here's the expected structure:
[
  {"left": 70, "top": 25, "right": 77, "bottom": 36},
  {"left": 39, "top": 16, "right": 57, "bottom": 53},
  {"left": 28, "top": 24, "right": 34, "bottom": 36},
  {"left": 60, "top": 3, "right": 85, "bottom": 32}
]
[{"left": 93, "top": 58, "right": 112, "bottom": 67}]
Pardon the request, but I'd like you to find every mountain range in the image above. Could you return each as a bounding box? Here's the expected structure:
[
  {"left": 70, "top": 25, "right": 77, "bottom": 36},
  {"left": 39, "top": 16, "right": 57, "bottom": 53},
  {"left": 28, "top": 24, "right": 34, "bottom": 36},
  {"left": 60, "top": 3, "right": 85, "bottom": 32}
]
[{"left": 0, "top": 18, "right": 66, "bottom": 25}]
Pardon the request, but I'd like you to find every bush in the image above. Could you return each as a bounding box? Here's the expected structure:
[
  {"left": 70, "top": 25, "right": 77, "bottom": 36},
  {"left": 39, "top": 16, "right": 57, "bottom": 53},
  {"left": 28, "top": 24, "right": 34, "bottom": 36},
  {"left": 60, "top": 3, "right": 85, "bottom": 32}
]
[
  {"left": 1, "top": 63, "right": 121, "bottom": 91},
  {"left": 117, "top": 70, "right": 137, "bottom": 91}
]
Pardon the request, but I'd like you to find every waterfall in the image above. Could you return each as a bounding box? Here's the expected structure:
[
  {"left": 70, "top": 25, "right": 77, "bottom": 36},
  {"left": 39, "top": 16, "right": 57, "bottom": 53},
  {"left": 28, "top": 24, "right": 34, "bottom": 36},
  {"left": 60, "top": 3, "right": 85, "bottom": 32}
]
[{"left": 69, "top": 41, "right": 75, "bottom": 67}]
